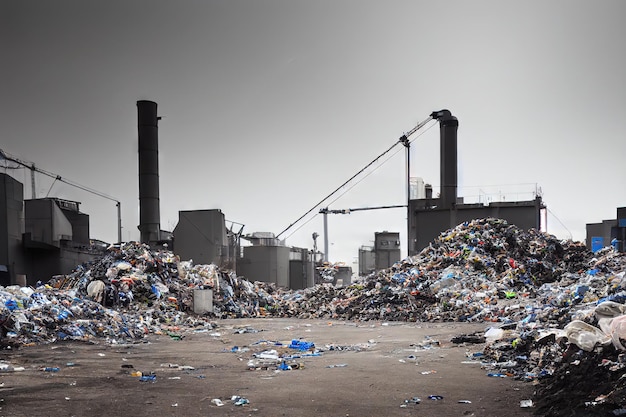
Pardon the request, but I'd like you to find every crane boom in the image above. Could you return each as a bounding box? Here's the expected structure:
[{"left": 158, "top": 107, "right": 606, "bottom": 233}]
[
  {"left": 319, "top": 205, "right": 407, "bottom": 262},
  {"left": 0, "top": 149, "right": 123, "bottom": 243},
  {"left": 276, "top": 114, "right": 434, "bottom": 240}
]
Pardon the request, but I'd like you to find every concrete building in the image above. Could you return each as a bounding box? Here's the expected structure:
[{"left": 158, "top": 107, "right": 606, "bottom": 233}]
[
  {"left": 0, "top": 174, "right": 25, "bottom": 286},
  {"left": 289, "top": 247, "right": 316, "bottom": 290},
  {"left": 0, "top": 173, "right": 103, "bottom": 286},
  {"left": 586, "top": 207, "right": 625, "bottom": 252},
  {"left": 172, "top": 209, "right": 229, "bottom": 267},
  {"left": 237, "top": 233, "right": 290, "bottom": 288},
  {"left": 374, "top": 231, "right": 401, "bottom": 270},
  {"left": 358, "top": 245, "right": 376, "bottom": 276},
  {"left": 407, "top": 110, "right": 544, "bottom": 255},
  {"left": 409, "top": 196, "right": 544, "bottom": 255}
]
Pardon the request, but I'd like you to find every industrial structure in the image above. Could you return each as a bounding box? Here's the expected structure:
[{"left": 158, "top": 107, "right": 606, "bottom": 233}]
[
  {"left": 0, "top": 172, "right": 104, "bottom": 286},
  {"left": 407, "top": 110, "right": 545, "bottom": 255},
  {"left": 135, "top": 101, "right": 318, "bottom": 289},
  {"left": 137, "top": 100, "right": 163, "bottom": 245},
  {"left": 234, "top": 232, "right": 316, "bottom": 290},
  {"left": 3, "top": 101, "right": 621, "bottom": 291},
  {"left": 357, "top": 231, "right": 401, "bottom": 276},
  {"left": 586, "top": 207, "right": 625, "bottom": 252}
]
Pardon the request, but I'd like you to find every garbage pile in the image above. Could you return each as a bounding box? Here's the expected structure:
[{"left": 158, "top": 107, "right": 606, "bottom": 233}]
[
  {"left": 49, "top": 242, "right": 285, "bottom": 319},
  {"left": 0, "top": 242, "right": 279, "bottom": 347},
  {"left": 277, "top": 218, "right": 621, "bottom": 324},
  {"left": 0, "top": 218, "right": 625, "bottom": 415}
]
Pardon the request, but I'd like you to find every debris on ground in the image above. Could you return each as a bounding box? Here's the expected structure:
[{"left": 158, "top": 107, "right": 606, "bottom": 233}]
[{"left": 0, "top": 218, "right": 625, "bottom": 416}]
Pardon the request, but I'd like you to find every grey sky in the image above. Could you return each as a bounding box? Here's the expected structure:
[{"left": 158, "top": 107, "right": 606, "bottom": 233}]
[{"left": 2, "top": 0, "right": 625, "bottom": 265}]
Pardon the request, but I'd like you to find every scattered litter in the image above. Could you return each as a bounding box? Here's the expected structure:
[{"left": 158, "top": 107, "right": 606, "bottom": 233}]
[
  {"left": 403, "top": 397, "right": 421, "bottom": 405},
  {"left": 326, "top": 363, "right": 348, "bottom": 368},
  {"left": 233, "top": 327, "right": 261, "bottom": 334},
  {"left": 0, "top": 220, "right": 624, "bottom": 416},
  {"left": 139, "top": 374, "right": 156, "bottom": 382},
  {"left": 232, "top": 396, "right": 249, "bottom": 406},
  {"left": 288, "top": 339, "right": 315, "bottom": 351}
]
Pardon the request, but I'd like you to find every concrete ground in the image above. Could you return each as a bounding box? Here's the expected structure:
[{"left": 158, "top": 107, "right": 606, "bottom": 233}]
[{"left": 0, "top": 318, "right": 535, "bottom": 417}]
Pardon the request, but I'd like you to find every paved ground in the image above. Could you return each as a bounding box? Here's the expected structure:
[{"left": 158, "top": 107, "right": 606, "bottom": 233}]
[{"left": 0, "top": 318, "right": 535, "bottom": 417}]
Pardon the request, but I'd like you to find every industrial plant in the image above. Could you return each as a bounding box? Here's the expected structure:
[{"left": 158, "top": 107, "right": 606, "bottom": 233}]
[{"left": 1, "top": 102, "right": 623, "bottom": 288}]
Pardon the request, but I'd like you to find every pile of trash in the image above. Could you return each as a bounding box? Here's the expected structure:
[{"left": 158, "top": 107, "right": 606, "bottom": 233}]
[
  {"left": 274, "top": 218, "right": 623, "bottom": 324},
  {"left": 0, "top": 218, "right": 625, "bottom": 415},
  {"left": 0, "top": 242, "right": 279, "bottom": 347}
]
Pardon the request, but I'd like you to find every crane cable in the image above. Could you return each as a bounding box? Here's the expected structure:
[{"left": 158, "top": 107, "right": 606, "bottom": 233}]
[
  {"left": 282, "top": 120, "right": 439, "bottom": 241},
  {"left": 0, "top": 149, "right": 119, "bottom": 203},
  {"left": 276, "top": 116, "right": 435, "bottom": 239}
]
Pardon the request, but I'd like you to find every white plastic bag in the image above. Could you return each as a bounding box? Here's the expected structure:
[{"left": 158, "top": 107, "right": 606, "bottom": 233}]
[{"left": 564, "top": 320, "right": 611, "bottom": 352}]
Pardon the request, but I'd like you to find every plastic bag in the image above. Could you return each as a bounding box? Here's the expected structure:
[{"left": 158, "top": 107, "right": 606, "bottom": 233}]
[
  {"left": 564, "top": 320, "right": 611, "bottom": 351},
  {"left": 609, "top": 315, "right": 626, "bottom": 351},
  {"left": 484, "top": 327, "right": 505, "bottom": 343}
]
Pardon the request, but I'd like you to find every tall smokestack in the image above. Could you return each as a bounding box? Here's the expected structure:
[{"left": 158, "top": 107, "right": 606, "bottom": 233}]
[
  {"left": 137, "top": 100, "right": 161, "bottom": 244},
  {"left": 431, "top": 109, "right": 458, "bottom": 209}
]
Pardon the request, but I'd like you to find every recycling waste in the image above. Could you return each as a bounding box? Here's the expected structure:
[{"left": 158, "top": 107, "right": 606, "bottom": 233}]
[{"left": 0, "top": 218, "right": 625, "bottom": 416}]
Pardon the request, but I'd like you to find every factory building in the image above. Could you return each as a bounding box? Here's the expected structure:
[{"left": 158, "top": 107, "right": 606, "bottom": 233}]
[
  {"left": 0, "top": 173, "right": 104, "bottom": 286},
  {"left": 172, "top": 209, "right": 230, "bottom": 267},
  {"left": 407, "top": 110, "right": 544, "bottom": 255},
  {"left": 586, "top": 207, "right": 626, "bottom": 252},
  {"left": 357, "top": 231, "right": 401, "bottom": 276},
  {"left": 358, "top": 245, "right": 375, "bottom": 276},
  {"left": 234, "top": 232, "right": 316, "bottom": 290},
  {"left": 0, "top": 103, "right": 596, "bottom": 290}
]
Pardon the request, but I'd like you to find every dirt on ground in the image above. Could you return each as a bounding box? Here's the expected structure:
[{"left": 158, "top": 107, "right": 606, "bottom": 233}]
[{"left": 0, "top": 318, "right": 536, "bottom": 417}]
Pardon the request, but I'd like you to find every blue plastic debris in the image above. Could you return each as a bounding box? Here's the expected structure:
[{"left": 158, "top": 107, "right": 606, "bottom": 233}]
[
  {"left": 139, "top": 374, "right": 156, "bottom": 382},
  {"left": 289, "top": 339, "right": 315, "bottom": 351},
  {"left": 4, "top": 300, "right": 18, "bottom": 311}
]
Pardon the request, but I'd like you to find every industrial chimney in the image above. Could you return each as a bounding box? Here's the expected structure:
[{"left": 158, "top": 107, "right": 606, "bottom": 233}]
[
  {"left": 431, "top": 109, "right": 458, "bottom": 209},
  {"left": 137, "top": 100, "right": 161, "bottom": 244}
]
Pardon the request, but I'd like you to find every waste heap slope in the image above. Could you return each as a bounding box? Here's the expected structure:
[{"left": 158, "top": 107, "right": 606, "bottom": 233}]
[{"left": 1, "top": 218, "right": 626, "bottom": 416}]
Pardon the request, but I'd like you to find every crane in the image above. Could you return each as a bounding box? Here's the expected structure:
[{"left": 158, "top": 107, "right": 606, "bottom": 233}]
[
  {"left": 319, "top": 205, "right": 406, "bottom": 262},
  {"left": 276, "top": 112, "right": 438, "bottom": 263},
  {"left": 277, "top": 113, "right": 435, "bottom": 240},
  {"left": 0, "top": 149, "right": 123, "bottom": 243}
]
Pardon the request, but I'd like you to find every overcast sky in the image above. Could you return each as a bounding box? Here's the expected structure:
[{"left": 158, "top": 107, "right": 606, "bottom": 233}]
[{"left": 2, "top": 0, "right": 625, "bottom": 266}]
